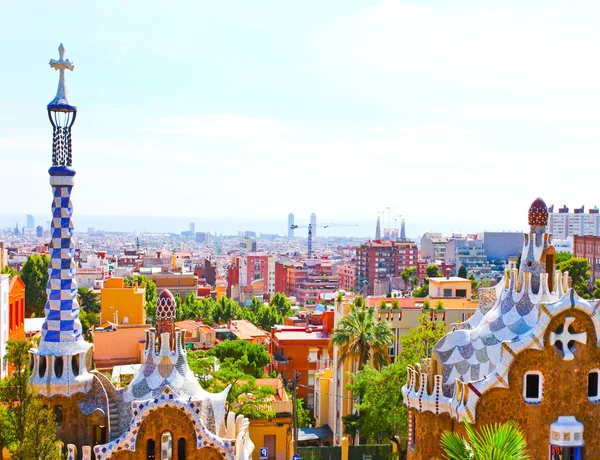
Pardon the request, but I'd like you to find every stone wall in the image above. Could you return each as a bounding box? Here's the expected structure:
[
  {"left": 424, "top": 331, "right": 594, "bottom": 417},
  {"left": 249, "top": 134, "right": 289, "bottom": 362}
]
[
  {"left": 409, "top": 309, "right": 600, "bottom": 459},
  {"left": 46, "top": 392, "right": 105, "bottom": 455}
]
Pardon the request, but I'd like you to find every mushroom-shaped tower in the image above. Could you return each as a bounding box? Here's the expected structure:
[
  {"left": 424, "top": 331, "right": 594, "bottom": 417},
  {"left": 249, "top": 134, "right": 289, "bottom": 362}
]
[{"left": 30, "top": 44, "right": 94, "bottom": 397}]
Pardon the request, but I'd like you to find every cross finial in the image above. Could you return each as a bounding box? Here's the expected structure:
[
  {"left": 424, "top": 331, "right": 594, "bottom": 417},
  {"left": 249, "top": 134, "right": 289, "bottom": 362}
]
[
  {"left": 48, "top": 43, "right": 76, "bottom": 112},
  {"left": 49, "top": 43, "right": 74, "bottom": 73}
]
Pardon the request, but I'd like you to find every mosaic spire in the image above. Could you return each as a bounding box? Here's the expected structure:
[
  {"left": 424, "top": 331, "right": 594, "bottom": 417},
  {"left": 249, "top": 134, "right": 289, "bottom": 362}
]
[{"left": 31, "top": 44, "right": 93, "bottom": 397}]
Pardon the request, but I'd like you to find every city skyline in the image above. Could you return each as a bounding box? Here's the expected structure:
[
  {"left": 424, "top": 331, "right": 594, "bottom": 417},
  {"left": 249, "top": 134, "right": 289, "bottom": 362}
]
[{"left": 2, "top": 1, "right": 600, "bottom": 232}]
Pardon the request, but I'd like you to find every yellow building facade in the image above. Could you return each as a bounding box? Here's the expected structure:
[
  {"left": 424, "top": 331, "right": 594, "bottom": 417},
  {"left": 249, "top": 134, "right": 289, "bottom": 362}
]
[
  {"left": 100, "top": 277, "right": 146, "bottom": 325},
  {"left": 247, "top": 378, "right": 292, "bottom": 460}
]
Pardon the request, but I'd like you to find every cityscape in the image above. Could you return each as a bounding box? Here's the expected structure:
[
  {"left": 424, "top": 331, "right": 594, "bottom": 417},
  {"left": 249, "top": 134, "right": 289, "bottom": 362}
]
[{"left": 2, "top": 2, "right": 600, "bottom": 460}]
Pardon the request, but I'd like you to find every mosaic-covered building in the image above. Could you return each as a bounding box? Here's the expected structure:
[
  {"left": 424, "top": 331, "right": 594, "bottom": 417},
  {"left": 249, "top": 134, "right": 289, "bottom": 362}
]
[
  {"left": 403, "top": 198, "right": 598, "bottom": 459},
  {"left": 30, "top": 44, "right": 254, "bottom": 460}
]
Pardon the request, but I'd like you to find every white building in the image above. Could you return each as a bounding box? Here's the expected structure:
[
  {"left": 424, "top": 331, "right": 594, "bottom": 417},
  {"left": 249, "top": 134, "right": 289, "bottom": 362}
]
[
  {"left": 0, "top": 274, "right": 9, "bottom": 378},
  {"left": 549, "top": 206, "right": 600, "bottom": 239}
]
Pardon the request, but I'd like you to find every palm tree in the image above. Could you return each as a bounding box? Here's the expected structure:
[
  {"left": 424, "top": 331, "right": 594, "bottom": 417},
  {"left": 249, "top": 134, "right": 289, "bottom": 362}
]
[
  {"left": 440, "top": 420, "right": 529, "bottom": 460},
  {"left": 330, "top": 300, "right": 395, "bottom": 370}
]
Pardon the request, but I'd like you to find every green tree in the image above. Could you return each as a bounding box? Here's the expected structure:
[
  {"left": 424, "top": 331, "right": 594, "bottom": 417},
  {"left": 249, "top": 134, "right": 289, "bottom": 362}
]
[
  {"left": 0, "top": 339, "right": 62, "bottom": 459},
  {"left": 330, "top": 303, "right": 394, "bottom": 370},
  {"left": 208, "top": 340, "right": 270, "bottom": 378},
  {"left": 269, "top": 292, "right": 292, "bottom": 317},
  {"left": 20, "top": 254, "right": 49, "bottom": 317},
  {"left": 0, "top": 266, "right": 18, "bottom": 278},
  {"left": 391, "top": 298, "right": 400, "bottom": 309},
  {"left": 556, "top": 252, "right": 573, "bottom": 264},
  {"left": 380, "top": 299, "right": 388, "bottom": 309},
  {"left": 401, "top": 267, "right": 416, "bottom": 284},
  {"left": 413, "top": 285, "right": 428, "bottom": 297},
  {"left": 457, "top": 265, "right": 468, "bottom": 278},
  {"left": 78, "top": 287, "right": 100, "bottom": 313},
  {"left": 435, "top": 300, "right": 444, "bottom": 310},
  {"left": 201, "top": 359, "right": 277, "bottom": 419},
  {"left": 296, "top": 397, "right": 311, "bottom": 428},
  {"left": 79, "top": 309, "right": 99, "bottom": 339},
  {"left": 440, "top": 420, "right": 528, "bottom": 460},
  {"left": 593, "top": 279, "right": 600, "bottom": 299},
  {"left": 557, "top": 257, "right": 591, "bottom": 298},
  {"left": 426, "top": 264, "right": 443, "bottom": 278},
  {"left": 401, "top": 313, "right": 448, "bottom": 364},
  {"left": 347, "top": 362, "right": 407, "bottom": 448},
  {"left": 125, "top": 274, "right": 158, "bottom": 318}
]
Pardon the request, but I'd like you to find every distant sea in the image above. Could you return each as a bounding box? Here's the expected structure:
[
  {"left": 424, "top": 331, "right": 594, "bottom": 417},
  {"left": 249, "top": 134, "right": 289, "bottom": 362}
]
[{"left": 0, "top": 214, "right": 523, "bottom": 239}]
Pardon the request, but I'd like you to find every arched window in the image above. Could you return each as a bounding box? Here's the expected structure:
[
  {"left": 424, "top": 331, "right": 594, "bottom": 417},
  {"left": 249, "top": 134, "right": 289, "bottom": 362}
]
[
  {"left": 147, "top": 439, "right": 156, "bottom": 460},
  {"left": 161, "top": 431, "right": 173, "bottom": 460},
  {"left": 177, "top": 438, "right": 186, "bottom": 460}
]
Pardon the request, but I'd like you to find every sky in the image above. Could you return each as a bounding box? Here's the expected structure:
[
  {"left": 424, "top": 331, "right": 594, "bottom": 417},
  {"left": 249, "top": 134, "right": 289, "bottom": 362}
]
[{"left": 1, "top": 1, "right": 599, "bottom": 236}]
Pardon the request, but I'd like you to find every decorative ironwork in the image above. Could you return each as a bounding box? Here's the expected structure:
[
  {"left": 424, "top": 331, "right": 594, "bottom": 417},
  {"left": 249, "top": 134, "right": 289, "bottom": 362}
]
[
  {"left": 48, "top": 44, "right": 77, "bottom": 166},
  {"left": 49, "top": 112, "right": 75, "bottom": 166}
]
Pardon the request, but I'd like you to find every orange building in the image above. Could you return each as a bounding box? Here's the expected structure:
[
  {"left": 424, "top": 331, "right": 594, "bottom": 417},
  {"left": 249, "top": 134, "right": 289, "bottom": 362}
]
[
  {"left": 270, "top": 311, "right": 334, "bottom": 410},
  {"left": 90, "top": 322, "right": 148, "bottom": 369},
  {"left": 100, "top": 277, "right": 147, "bottom": 325},
  {"left": 146, "top": 273, "right": 198, "bottom": 299},
  {"left": 8, "top": 276, "right": 25, "bottom": 341}
]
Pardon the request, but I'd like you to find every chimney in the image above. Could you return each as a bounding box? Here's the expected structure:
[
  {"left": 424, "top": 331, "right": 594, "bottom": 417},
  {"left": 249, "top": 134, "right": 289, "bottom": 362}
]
[{"left": 446, "top": 268, "right": 451, "bottom": 280}]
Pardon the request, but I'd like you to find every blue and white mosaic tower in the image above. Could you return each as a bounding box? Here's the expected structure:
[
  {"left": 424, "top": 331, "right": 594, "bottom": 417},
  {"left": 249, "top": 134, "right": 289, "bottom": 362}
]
[{"left": 31, "top": 44, "right": 94, "bottom": 397}]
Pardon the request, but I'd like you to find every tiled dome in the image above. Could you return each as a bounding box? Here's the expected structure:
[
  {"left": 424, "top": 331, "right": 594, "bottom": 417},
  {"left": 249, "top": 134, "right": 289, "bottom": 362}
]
[
  {"left": 156, "top": 289, "right": 176, "bottom": 321},
  {"left": 528, "top": 197, "right": 548, "bottom": 226}
]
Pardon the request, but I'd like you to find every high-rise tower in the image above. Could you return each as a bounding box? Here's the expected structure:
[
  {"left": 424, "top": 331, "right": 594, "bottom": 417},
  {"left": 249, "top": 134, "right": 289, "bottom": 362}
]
[
  {"left": 375, "top": 215, "right": 381, "bottom": 239},
  {"left": 288, "top": 213, "right": 295, "bottom": 237},
  {"left": 310, "top": 212, "right": 317, "bottom": 238},
  {"left": 30, "top": 44, "right": 94, "bottom": 397}
]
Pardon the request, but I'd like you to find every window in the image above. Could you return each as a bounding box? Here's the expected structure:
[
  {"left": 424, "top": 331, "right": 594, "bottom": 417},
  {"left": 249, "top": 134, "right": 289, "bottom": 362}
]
[
  {"left": 160, "top": 431, "right": 173, "bottom": 460},
  {"left": 177, "top": 438, "right": 186, "bottom": 460},
  {"left": 147, "top": 439, "right": 156, "bottom": 460},
  {"left": 588, "top": 370, "right": 599, "bottom": 400},
  {"left": 523, "top": 372, "right": 543, "bottom": 403},
  {"left": 55, "top": 405, "right": 63, "bottom": 428}
]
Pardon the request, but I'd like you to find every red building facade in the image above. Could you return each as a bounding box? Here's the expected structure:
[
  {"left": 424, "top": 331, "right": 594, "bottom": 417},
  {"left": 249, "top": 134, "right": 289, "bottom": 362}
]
[
  {"left": 573, "top": 234, "right": 600, "bottom": 283},
  {"left": 356, "top": 240, "right": 418, "bottom": 295}
]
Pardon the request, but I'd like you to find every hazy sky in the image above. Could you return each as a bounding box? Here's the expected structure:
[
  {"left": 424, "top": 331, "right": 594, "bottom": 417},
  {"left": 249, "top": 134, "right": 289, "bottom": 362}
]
[{"left": 1, "top": 1, "right": 599, "bottom": 234}]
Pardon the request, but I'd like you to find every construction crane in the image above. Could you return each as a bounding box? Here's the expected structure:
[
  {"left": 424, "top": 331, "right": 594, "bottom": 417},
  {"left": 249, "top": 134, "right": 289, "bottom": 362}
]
[{"left": 290, "top": 222, "right": 358, "bottom": 258}]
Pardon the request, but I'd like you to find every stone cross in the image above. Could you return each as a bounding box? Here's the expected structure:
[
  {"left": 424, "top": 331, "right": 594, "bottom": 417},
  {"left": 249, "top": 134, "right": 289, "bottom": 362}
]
[
  {"left": 550, "top": 316, "right": 587, "bottom": 361},
  {"left": 49, "top": 44, "right": 74, "bottom": 103},
  {"left": 50, "top": 43, "right": 74, "bottom": 73}
]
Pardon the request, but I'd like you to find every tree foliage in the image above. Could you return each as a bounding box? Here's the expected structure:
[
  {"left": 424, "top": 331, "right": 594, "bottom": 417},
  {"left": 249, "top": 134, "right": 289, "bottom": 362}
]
[
  {"left": 440, "top": 420, "right": 529, "bottom": 460},
  {"left": 346, "top": 314, "right": 448, "bottom": 448},
  {"left": 413, "top": 285, "right": 428, "bottom": 298},
  {"left": 189, "top": 351, "right": 277, "bottom": 420},
  {"left": 20, "top": 254, "right": 49, "bottom": 317},
  {"left": 593, "top": 279, "right": 600, "bottom": 299},
  {"left": 401, "top": 313, "right": 448, "bottom": 365},
  {"left": 426, "top": 264, "right": 443, "bottom": 278},
  {"left": 457, "top": 266, "right": 468, "bottom": 278},
  {"left": 347, "top": 362, "right": 407, "bottom": 445},
  {"left": 175, "top": 293, "right": 291, "bottom": 331},
  {"left": 78, "top": 287, "right": 100, "bottom": 313},
  {"left": 0, "top": 266, "right": 18, "bottom": 278},
  {"left": 296, "top": 397, "right": 311, "bottom": 428},
  {"left": 556, "top": 252, "right": 573, "bottom": 264},
  {"left": 0, "top": 339, "right": 62, "bottom": 459},
  {"left": 330, "top": 303, "right": 394, "bottom": 370},
  {"left": 557, "top": 257, "right": 591, "bottom": 298},
  {"left": 208, "top": 340, "right": 270, "bottom": 378}
]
